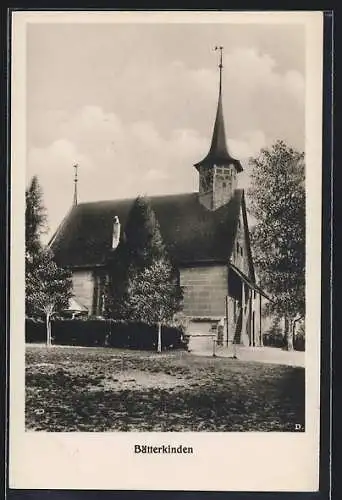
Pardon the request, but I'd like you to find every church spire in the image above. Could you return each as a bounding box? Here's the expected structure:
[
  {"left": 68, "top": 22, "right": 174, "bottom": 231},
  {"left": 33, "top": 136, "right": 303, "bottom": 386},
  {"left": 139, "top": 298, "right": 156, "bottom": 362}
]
[{"left": 194, "top": 46, "right": 243, "bottom": 173}]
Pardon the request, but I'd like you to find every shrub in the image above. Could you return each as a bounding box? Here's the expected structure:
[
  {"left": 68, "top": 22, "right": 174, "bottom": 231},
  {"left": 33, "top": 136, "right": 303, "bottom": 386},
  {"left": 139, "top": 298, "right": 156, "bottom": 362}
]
[
  {"left": 263, "top": 332, "right": 286, "bottom": 348},
  {"left": 106, "top": 320, "right": 186, "bottom": 350},
  {"left": 263, "top": 321, "right": 305, "bottom": 351},
  {"left": 25, "top": 317, "right": 186, "bottom": 350},
  {"left": 25, "top": 318, "right": 46, "bottom": 343},
  {"left": 294, "top": 333, "right": 305, "bottom": 351},
  {"left": 51, "top": 319, "right": 109, "bottom": 346}
]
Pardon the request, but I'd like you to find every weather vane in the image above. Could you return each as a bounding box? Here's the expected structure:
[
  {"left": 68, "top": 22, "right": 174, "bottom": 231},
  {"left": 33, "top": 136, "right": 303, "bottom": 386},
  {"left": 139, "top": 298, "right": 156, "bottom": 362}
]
[
  {"left": 73, "top": 164, "right": 79, "bottom": 206},
  {"left": 214, "top": 45, "right": 224, "bottom": 68},
  {"left": 214, "top": 46, "right": 224, "bottom": 93}
]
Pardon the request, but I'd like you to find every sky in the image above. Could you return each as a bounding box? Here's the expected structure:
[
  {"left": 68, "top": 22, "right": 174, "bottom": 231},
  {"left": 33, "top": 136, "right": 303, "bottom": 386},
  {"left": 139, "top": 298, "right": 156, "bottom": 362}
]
[{"left": 26, "top": 21, "right": 305, "bottom": 240}]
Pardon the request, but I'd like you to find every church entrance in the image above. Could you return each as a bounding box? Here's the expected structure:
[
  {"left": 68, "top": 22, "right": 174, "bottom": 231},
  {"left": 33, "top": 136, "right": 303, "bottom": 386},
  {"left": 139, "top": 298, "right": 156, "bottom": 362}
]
[{"left": 187, "top": 320, "right": 218, "bottom": 353}]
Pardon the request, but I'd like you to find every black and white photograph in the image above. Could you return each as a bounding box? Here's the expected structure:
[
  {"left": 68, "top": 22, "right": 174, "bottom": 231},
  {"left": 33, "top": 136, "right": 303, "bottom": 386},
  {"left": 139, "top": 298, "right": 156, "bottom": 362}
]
[{"left": 10, "top": 10, "right": 323, "bottom": 492}]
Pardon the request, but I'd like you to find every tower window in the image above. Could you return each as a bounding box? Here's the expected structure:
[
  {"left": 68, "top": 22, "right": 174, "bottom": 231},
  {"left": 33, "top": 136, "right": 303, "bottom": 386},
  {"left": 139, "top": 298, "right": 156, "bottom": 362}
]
[
  {"left": 240, "top": 246, "right": 243, "bottom": 256},
  {"left": 236, "top": 242, "right": 239, "bottom": 254}
]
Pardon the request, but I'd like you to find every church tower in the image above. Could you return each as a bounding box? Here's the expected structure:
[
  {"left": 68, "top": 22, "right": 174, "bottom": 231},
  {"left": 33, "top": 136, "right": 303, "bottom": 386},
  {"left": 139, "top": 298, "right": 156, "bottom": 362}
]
[{"left": 194, "top": 47, "right": 243, "bottom": 211}]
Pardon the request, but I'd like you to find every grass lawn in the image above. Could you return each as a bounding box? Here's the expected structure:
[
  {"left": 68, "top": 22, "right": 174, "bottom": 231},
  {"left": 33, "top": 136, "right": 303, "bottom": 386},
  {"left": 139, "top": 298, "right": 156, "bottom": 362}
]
[{"left": 25, "top": 345, "right": 305, "bottom": 432}]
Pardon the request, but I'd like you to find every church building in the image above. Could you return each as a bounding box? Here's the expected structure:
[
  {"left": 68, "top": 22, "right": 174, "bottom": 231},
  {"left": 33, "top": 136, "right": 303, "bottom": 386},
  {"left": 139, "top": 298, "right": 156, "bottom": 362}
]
[{"left": 49, "top": 49, "right": 268, "bottom": 351}]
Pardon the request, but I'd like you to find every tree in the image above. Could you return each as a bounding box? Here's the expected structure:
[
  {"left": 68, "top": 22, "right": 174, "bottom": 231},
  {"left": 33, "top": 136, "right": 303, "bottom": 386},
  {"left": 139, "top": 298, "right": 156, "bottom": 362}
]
[
  {"left": 124, "top": 259, "right": 183, "bottom": 352},
  {"left": 105, "top": 196, "right": 168, "bottom": 318},
  {"left": 123, "top": 195, "right": 166, "bottom": 268},
  {"left": 247, "top": 141, "right": 305, "bottom": 350},
  {"left": 26, "top": 248, "right": 73, "bottom": 346},
  {"left": 105, "top": 196, "right": 183, "bottom": 351},
  {"left": 25, "top": 176, "right": 47, "bottom": 262},
  {"left": 25, "top": 176, "right": 72, "bottom": 343}
]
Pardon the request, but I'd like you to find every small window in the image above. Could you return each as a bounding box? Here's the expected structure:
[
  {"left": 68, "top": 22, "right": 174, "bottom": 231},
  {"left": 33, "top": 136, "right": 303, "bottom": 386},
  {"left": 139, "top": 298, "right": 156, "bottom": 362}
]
[
  {"left": 253, "top": 290, "right": 256, "bottom": 299},
  {"left": 236, "top": 242, "right": 239, "bottom": 253},
  {"left": 240, "top": 246, "right": 243, "bottom": 256},
  {"left": 222, "top": 182, "right": 227, "bottom": 188}
]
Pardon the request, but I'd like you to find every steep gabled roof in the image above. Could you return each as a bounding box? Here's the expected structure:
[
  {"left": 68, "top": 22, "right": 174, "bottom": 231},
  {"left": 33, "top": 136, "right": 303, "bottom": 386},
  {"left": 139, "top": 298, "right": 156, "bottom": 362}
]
[{"left": 50, "top": 190, "right": 244, "bottom": 268}]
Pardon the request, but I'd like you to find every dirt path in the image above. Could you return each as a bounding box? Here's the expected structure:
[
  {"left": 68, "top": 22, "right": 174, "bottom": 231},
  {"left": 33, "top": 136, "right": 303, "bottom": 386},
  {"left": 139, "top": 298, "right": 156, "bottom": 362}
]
[{"left": 193, "top": 346, "right": 305, "bottom": 368}]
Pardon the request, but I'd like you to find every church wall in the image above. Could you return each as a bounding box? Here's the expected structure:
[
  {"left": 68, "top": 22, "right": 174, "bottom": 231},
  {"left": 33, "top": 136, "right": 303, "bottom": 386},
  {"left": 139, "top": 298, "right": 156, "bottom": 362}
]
[
  {"left": 212, "top": 165, "right": 237, "bottom": 210},
  {"left": 71, "top": 270, "right": 95, "bottom": 314},
  {"left": 179, "top": 265, "right": 228, "bottom": 318},
  {"left": 231, "top": 208, "right": 250, "bottom": 277}
]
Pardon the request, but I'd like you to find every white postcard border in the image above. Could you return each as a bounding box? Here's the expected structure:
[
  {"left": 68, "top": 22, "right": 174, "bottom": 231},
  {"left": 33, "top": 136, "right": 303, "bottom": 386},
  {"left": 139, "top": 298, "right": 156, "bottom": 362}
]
[{"left": 10, "top": 10, "right": 323, "bottom": 492}]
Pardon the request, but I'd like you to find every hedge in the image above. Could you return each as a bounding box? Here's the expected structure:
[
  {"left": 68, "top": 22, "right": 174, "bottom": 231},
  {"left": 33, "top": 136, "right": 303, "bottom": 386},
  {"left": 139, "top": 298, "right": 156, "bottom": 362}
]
[
  {"left": 25, "top": 318, "right": 186, "bottom": 350},
  {"left": 263, "top": 332, "right": 305, "bottom": 351},
  {"left": 294, "top": 334, "right": 305, "bottom": 351},
  {"left": 26, "top": 318, "right": 304, "bottom": 351},
  {"left": 262, "top": 332, "right": 286, "bottom": 348},
  {"left": 26, "top": 319, "right": 47, "bottom": 343}
]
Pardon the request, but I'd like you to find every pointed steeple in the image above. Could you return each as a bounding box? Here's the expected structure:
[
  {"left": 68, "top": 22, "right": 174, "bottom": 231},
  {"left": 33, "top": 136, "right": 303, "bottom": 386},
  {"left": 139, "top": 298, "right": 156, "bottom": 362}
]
[{"left": 194, "top": 47, "right": 243, "bottom": 173}]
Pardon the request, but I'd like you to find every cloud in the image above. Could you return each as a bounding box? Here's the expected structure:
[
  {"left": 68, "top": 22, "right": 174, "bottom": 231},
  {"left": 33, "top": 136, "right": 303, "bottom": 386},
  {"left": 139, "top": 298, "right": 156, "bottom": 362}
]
[
  {"left": 229, "top": 130, "right": 266, "bottom": 159},
  {"left": 29, "top": 139, "right": 91, "bottom": 173},
  {"left": 223, "top": 48, "right": 304, "bottom": 99},
  {"left": 219, "top": 48, "right": 304, "bottom": 149},
  {"left": 28, "top": 44, "right": 304, "bottom": 153},
  {"left": 284, "top": 69, "right": 305, "bottom": 103},
  {"left": 146, "top": 168, "right": 168, "bottom": 181}
]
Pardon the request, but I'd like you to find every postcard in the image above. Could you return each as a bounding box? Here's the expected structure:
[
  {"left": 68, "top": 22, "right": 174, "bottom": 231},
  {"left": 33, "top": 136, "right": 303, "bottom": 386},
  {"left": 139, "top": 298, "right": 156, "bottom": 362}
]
[{"left": 10, "top": 10, "right": 324, "bottom": 492}]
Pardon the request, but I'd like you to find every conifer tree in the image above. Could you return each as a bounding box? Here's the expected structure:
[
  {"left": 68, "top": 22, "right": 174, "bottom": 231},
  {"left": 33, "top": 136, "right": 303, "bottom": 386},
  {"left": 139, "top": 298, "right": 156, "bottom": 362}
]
[
  {"left": 25, "top": 176, "right": 48, "bottom": 263},
  {"left": 105, "top": 196, "right": 183, "bottom": 351},
  {"left": 124, "top": 196, "right": 166, "bottom": 268}
]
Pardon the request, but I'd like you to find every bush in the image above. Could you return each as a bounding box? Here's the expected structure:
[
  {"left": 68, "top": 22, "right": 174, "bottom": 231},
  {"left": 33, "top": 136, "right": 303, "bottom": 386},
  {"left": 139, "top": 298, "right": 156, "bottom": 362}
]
[
  {"left": 294, "top": 333, "right": 305, "bottom": 351},
  {"left": 263, "top": 317, "right": 285, "bottom": 348},
  {"left": 25, "top": 317, "right": 186, "bottom": 350},
  {"left": 263, "top": 330, "right": 305, "bottom": 351},
  {"left": 106, "top": 321, "right": 186, "bottom": 350},
  {"left": 26, "top": 318, "right": 46, "bottom": 343},
  {"left": 263, "top": 332, "right": 286, "bottom": 348},
  {"left": 294, "top": 321, "right": 305, "bottom": 351},
  {"left": 52, "top": 318, "right": 109, "bottom": 346}
]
